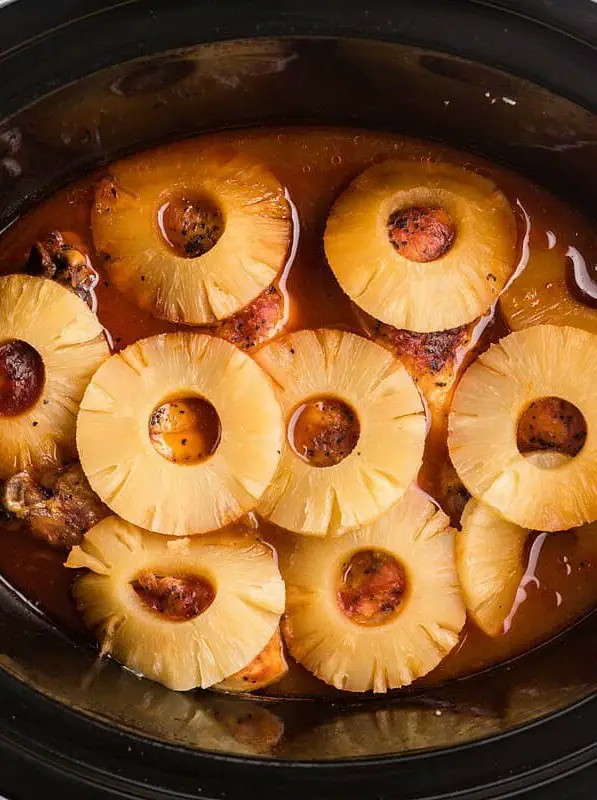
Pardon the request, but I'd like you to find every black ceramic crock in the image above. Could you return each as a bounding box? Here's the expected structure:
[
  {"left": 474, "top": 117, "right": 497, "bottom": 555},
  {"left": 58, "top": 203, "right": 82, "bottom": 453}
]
[{"left": 2, "top": 1, "right": 597, "bottom": 797}]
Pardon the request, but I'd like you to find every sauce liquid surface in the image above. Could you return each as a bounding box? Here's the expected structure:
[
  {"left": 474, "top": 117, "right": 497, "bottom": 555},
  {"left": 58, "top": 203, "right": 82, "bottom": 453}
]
[{"left": 2, "top": 126, "right": 597, "bottom": 697}]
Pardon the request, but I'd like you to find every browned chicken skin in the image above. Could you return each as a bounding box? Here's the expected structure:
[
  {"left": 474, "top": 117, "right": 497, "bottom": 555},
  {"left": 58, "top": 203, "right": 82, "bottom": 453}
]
[
  {"left": 374, "top": 320, "right": 472, "bottom": 378},
  {"left": 132, "top": 572, "right": 215, "bottom": 621},
  {"left": 25, "top": 230, "right": 98, "bottom": 307},
  {"left": 388, "top": 205, "right": 456, "bottom": 263},
  {"left": 337, "top": 549, "right": 406, "bottom": 626},
  {"left": 2, "top": 463, "right": 108, "bottom": 550},
  {"left": 217, "top": 629, "right": 289, "bottom": 692},
  {"left": 373, "top": 319, "right": 477, "bottom": 523},
  {"left": 216, "top": 286, "right": 284, "bottom": 350},
  {"left": 373, "top": 318, "right": 476, "bottom": 413}
]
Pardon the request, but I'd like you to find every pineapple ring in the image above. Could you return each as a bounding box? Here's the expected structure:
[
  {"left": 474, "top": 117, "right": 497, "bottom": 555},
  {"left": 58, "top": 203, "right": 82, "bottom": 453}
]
[
  {"left": 457, "top": 451, "right": 570, "bottom": 637},
  {"left": 0, "top": 274, "right": 109, "bottom": 478},
  {"left": 449, "top": 325, "right": 597, "bottom": 531},
  {"left": 255, "top": 329, "right": 426, "bottom": 536},
  {"left": 66, "top": 516, "right": 285, "bottom": 691},
  {"left": 92, "top": 145, "right": 292, "bottom": 325},
  {"left": 77, "top": 333, "right": 284, "bottom": 535},
  {"left": 281, "top": 487, "right": 466, "bottom": 692},
  {"left": 324, "top": 158, "right": 517, "bottom": 332},
  {"left": 458, "top": 499, "right": 527, "bottom": 638},
  {"left": 500, "top": 243, "right": 597, "bottom": 335}
]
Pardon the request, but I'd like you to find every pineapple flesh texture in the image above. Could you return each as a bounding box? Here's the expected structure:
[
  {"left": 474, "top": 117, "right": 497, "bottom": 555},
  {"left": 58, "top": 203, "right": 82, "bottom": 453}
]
[
  {"left": 92, "top": 144, "right": 291, "bottom": 325},
  {"left": 65, "top": 516, "right": 285, "bottom": 691},
  {"left": 449, "top": 325, "right": 597, "bottom": 531},
  {"left": 458, "top": 453, "right": 575, "bottom": 637},
  {"left": 0, "top": 275, "right": 109, "bottom": 478},
  {"left": 457, "top": 498, "right": 527, "bottom": 638},
  {"left": 280, "top": 487, "right": 465, "bottom": 693},
  {"left": 77, "top": 333, "right": 284, "bottom": 535},
  {"left": 255, "top": 329, "right": 426, "bottom": 536},
  {"left": 324, "top": 158, "right": 516, "bottom": 333},
  {"left": 456, "top": 451, "right": 572, "bottom": 636},
  {"left": 500, "top": 244, "right": 597, "bottom": 334}
]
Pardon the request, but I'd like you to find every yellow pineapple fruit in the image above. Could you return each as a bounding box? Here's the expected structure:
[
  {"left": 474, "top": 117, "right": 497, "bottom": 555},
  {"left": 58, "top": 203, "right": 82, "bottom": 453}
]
[
  {"left": 0, "top": 274, "right": 108, "bottom": 478},
  {"left": 255, "top": 329, "right": 426, "bottom": 536},
  {"left": 92, "top": 143, "right": 291, "bottom": 325},
  {"left": 500, "top": 244, "right": 597, "bottom": 334},
  {"left": 449, "top": 325, "right": 597, "bottom": 531},
  {"left": 457, "top": 499, "right": 526, "bottom": 638},
  {"left": 280, "top": 487, "right": 465, "bottom": 693},
  {"left": 77, "top": 333, "right": 283, "bottom": 535},
  {"left": 457, "top": 453, "right": 574, "bottom": 637},
  {"left": 65, "top": 516, "right": 285, "bottom": 691},
  {"left": 324, "top": 158, "right": 516, "bottom": 332}
]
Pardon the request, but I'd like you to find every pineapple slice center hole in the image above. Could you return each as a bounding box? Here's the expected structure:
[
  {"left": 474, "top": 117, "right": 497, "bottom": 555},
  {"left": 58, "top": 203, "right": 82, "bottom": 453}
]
[
  {"left": 0, "top": 339, "right": 45, "bottom": 417},
  {"left": 158, "top": 193, "right": 224, "bottom": 258},
  {"left": 388, "top": 206, "right": 456, "bottom": 263},
  {"left": 149, "top": 397, "right": 222, "bottom": 464},
  {"left": 337, "top": 549, "right": 407, "bottom": 626},
  {"left": 517, "top": 397, "right": 587, "bottom": 459},
  {"left": 288, "top": 395, "right": 360, "bottom": 468},
  {"left": 131, "top": 571, "right": 215, "bottom": 621}
]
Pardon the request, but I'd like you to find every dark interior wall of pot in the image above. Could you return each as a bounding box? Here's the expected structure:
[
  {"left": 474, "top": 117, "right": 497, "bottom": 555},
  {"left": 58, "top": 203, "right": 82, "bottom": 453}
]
[{"left": 3, "top": 35, "right": 597, "bottom": 229}]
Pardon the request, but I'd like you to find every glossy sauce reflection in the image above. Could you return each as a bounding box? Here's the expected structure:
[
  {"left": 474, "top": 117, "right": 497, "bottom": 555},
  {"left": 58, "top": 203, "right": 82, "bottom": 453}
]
[{"left": 2, "top": 127, "right": 597, "bottom": 697}]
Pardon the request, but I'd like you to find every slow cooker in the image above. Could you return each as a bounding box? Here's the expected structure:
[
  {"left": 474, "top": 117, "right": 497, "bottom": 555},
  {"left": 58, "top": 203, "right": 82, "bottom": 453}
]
[{"left": 2, "top": 0, "right": 597, "bottom": 797}]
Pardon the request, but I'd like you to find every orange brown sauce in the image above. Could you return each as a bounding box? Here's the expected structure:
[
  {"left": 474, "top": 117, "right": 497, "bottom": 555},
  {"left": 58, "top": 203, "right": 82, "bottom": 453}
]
[{"left": 2, "top": 127, "right": 597, "bottom": 696}]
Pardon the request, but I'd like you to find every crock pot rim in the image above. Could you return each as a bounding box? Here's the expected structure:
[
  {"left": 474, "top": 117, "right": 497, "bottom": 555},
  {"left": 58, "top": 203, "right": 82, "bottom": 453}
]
[
  {"left": 2, "top": 662, "right": 597, "bottom": 799},
  {"left": 2, "top": 0, "right": 597, "bottom": 797}
]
